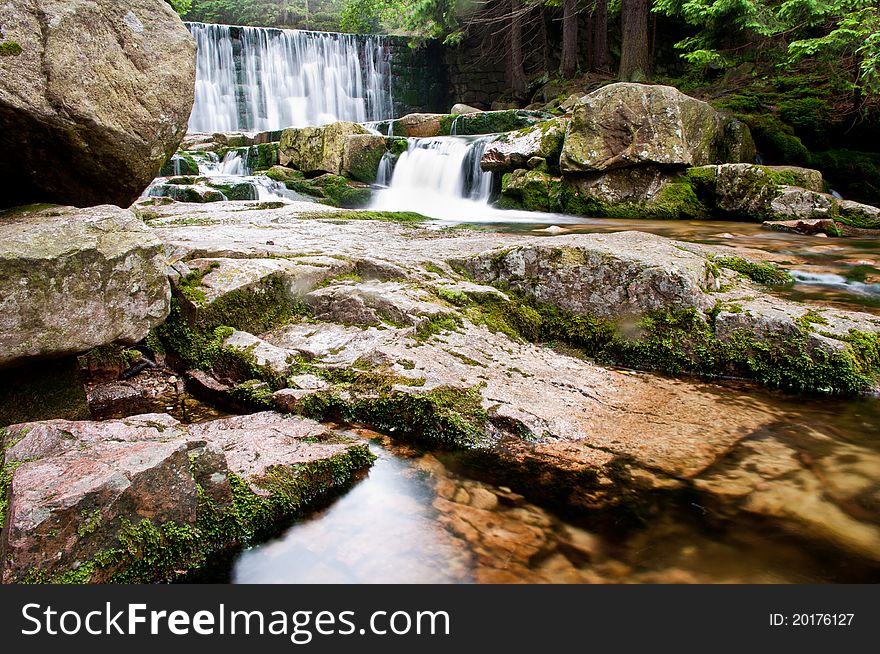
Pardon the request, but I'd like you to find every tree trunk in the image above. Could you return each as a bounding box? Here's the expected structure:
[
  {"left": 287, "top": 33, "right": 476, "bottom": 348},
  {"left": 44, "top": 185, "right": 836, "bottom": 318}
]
[
  {"left": 541, "top": 7, "right": 551, "bottom": 73},
  {"left": 592, "top": 0, "right": 609, "bottom": 73},
  {"left": 619, "top": 0, "right": 650, "bottom": 81},
  {"left": 560, "top": 0, "right": 579, "bottom": 78},
  {"left": 507, "top": 0, "right": 527, "bottom": 97}
]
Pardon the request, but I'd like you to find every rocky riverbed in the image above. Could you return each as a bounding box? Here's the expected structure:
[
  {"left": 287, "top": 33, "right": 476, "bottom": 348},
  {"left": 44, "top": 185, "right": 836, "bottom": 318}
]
[{"left": 4, "top": 198, "right": 878, "bottom": 583}]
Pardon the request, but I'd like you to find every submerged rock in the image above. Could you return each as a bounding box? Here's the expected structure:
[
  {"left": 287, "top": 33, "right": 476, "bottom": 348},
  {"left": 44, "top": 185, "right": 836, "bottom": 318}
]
[
  {"left": 560, "top": 83, "right": 755, "bottom": 173},
  {"left": 0, "top": 204, "right": 170, "bottom": 369},
  {"left": 0, "top": 0, "right": 196, "bottom": 209},
  {"left": 0, "top": 412, "right": 374, "bottom": 583}
]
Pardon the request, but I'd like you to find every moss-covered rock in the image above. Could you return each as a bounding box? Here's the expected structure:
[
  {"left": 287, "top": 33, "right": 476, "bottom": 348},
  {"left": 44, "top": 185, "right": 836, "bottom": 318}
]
[
  {"left": 554, "top": 167, "right": 709, "bottom": 219},
  {"left": 205, "top": 181, "right": 257, "bottom": 201},
  {"left": 0, "top": 204, "right": 170, "bottom": 370},
  {"left": 500, "top": 169, "right": 562, "bottom": 212},
  {"left": 343, "top": 134, "right": 387, "bottom": 184},
  {"left": 560, "top": 83, "right": 755, "bottom": 174},
  {"left": 481, "top": 118, "right": 568, "bottom": 173},
  {"left": 1, "top": 412, "right": 374, "bottom": 583},
  {"left": 279, "top": 122, "right": 370, "bottom": 175},
  {"left": 687, "top": 163, "right": 826, "bottom": 221},
  {"left": 159, "top": 152, "right": 200, "bottom": 177},
  {"left": 262, "top": 165, "right": 305, "bottom": 183}
]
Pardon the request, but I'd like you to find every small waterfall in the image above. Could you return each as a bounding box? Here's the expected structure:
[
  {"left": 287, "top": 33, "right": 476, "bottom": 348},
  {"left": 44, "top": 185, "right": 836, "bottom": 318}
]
[
  {"left": 187, "top": 22, "right": 394, "bottom": 133},
  {"left": 372, "top": 136, "right": 495, "bottom": 218},
  {"left": 376, "top": 151, "right": 395, "bottom": 187}
]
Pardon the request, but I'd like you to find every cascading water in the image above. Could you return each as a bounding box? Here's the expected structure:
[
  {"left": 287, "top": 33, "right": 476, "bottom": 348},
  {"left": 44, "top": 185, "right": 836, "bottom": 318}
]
[
  {"left": 371, "top": 136, "right": 496, "bottom": 219},
  {"left": 187, "top": 22, "right": 393, "bottom": 133}
]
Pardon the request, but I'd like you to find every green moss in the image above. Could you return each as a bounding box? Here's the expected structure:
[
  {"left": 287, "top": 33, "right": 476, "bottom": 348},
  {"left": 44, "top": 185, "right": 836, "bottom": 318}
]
[
  {"left": 264, "top": 166, "right": 304, "bottom": 183},
  {"left": 300, "top": 385, "right": 488, "bottom": 449},
  {"left": 159, "top": 153, "right": 199, "bottom": 177},
  {"left": 228, "top": 379, "right": 274, "bottom": 409},
  {"left": 206, "top": 181, "right": 258, "bottom": 201},
  {"left": 651, "top": 181, "right": 709, "bottom": 219},
  {"left": 463, "top": 290, "right": 879, "bottom": 394},
  {"left": 0, "top": 41, "right": 23, "bottom": 56},
  {"left": 437, "top": 287, "right": 471, "bottom": 306},
  {"left": 22, "top": 446, "right": 375, "bottom": 584},
  {"left": 298, "top": 210, "right": 430, "bottom": 224},
  {"left": 714, "top": 256, "right": 793, "bottom": 286},
  {"left": 413, "top": 313, "right": 463, "bottom": 341},
  {"left": 154, "top": 268, "right": 304, "bottom": 375},
  {"left": 0, "top": 429, "right": 26, "bottom": 531}
]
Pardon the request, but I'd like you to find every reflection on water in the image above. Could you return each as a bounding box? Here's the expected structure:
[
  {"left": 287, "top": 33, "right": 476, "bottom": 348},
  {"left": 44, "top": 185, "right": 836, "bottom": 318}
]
[
  {"left": 231, "top": 386, "right": 880, "bottom": 583},
  {"left": 233, "top": 442, "right": 473, "bottom": 583}
]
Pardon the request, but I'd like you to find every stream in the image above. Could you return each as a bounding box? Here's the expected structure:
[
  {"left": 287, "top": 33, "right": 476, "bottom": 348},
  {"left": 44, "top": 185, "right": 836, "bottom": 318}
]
[{"left": 174, "top": 380, "right": 879, "bottom": 585}]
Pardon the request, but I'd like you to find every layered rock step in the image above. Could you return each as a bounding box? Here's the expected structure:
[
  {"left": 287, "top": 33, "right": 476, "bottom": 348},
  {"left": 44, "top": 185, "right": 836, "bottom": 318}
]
[
  {"left": 141, "top": 205, "right": 880, "bottom": 563},
  {"left": 0, "top": 412, "right": 374, "bottom": 583}
]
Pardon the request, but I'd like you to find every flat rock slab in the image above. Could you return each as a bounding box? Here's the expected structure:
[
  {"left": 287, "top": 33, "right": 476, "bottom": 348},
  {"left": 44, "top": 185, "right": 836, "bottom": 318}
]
[
  {"left": 0, "top": 204, "right": 170, "bottom": 369},
  {"left": 0, "top": 411, "right": 372, "bottom": 583}
]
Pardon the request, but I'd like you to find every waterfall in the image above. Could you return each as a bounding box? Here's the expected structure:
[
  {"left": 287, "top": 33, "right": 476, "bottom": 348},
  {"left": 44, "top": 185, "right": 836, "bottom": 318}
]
[
  {"left": 187, "top": 22, "right": 394, "bottom": 133},
  {"left": 371, "top": 136, "right": 495, "bottom": 219}
]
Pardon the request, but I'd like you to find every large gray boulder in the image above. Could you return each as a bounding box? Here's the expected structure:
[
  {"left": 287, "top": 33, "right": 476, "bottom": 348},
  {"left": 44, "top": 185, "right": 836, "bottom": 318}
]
[
  {"left": 0, "top": 0, "right": 196, "bottom": 209},
  {"left": 0, "top": 204, "right": 170, "bottom": 369},
  {"left": 560, "top": 83, "right": 755, "bottom": 173}
]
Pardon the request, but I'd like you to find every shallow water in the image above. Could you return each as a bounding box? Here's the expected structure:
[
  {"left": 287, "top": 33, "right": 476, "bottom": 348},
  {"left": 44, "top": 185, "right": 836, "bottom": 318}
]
[{"left": 226, "top": 382, "right": 880, "bottom": 584}]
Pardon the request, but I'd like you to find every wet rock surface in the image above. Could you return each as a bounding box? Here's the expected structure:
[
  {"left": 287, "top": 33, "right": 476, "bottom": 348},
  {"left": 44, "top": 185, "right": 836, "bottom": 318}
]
[
  {"left": 0, "top": 411, "right": 373, "bottom": 583},
  {"left": 122, "top": 202, "right": 880, "bottom": 568}
]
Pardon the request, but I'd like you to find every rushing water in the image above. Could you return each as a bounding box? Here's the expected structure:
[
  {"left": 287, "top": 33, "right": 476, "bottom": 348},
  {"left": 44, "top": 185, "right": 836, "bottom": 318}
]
[
  {"left": 187, "top": 22, "right": 393, "bottom": 133},
  {"left": 370, "top": 135, "right": 581, "bottom": 223}
]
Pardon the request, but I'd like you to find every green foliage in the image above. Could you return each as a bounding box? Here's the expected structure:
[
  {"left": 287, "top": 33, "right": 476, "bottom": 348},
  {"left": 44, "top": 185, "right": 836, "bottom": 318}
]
[
  {"left": 166, "top": 0, "right": 193, "bottom": 15},
  {"left": 655, "top": 0, "right": 880, "bottom": 100}
]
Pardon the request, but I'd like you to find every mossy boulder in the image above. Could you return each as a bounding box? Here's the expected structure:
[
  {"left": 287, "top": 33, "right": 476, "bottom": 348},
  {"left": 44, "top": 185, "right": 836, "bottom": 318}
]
[
  {"left": 0, "top": 0, "right": 196, "bottom": 209},
  {"left": 263, "top": 165, "right": 305, "bottom": 184},
  {"left": 556, "top": 167, "right": 708, "bottom": 219},
  {"left": 481, "top": 118, "right": 568, "bottom": 173},
  {"left": 279, "top": 121, "right": 370, "bottom": 175},
  {"left": 836, "top": 199, "right": 880, "bottom": 230},
  {"left": 560, "top": 83, "right": 755, "bottom": 174},
  {"left": 148, "top": 183, "right": 227, "bottom": 203},
  {"left": 205, "top": 181, "right": 258, "bottom": 201},
  {"left": 687, "top": 163, "right": 826, "bottom": 221},
  {"left": 500, "top": 169, "right": 562, "bottom": 212},
  {"left": 343, "top": 134, "right": 388, "bottom": 184},
  {"left": 159, "top": 152, "right": 199, "bottom": 177},
  {"left": 286, "top": 174, "right": 372, "bottom": 208}
]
